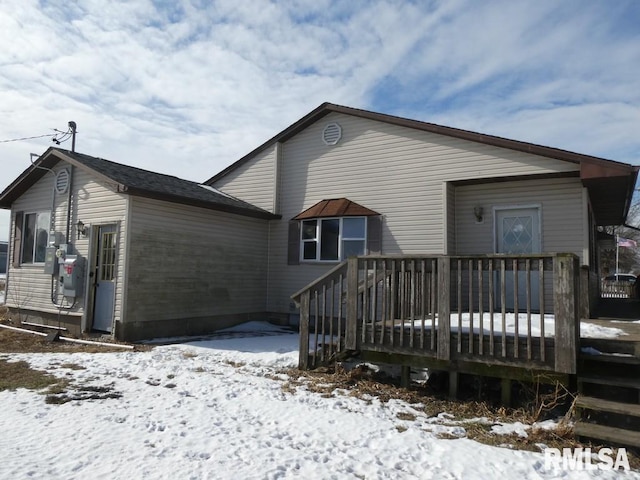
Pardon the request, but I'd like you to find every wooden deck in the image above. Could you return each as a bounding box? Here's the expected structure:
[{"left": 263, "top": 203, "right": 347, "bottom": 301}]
[
  {"left": 292, "top": 254, "right": 580, "bottom": 391},
  {"left": 292, "top": 257, "right": 640, "bottom": 447}
]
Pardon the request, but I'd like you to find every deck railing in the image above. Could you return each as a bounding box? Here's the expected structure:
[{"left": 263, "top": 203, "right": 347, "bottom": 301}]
[
  {"left": 292, "top": 253, "right": 580, "bottom": 374},
  {"left": 600, "top": 280, "right": 637, "bottom": 299}
]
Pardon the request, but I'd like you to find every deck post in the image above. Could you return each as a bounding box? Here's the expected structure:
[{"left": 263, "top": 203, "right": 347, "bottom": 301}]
[
  {"left": 553, "top": 254, "right": 579, "bottom": 374},
  {"left": 401, "top": 365, "right": 411, "bottom": 388},
  {"left": 448, "top": 371, "right": 458, "bottom": 399},
  {"left": 437, "top": 256, "right": 451, "bottom": 361},
  {"left": 298, "top": 291, "right": 310, "bottom": 369},
  {"left": 501, "top": 378, "right": 512, "bottom": 407},
  {"left": 579, "top": 266, "right": 590, "bottom": 320},
  {"left": 345, "top": 257, "right": 359, "bottom": 350}
]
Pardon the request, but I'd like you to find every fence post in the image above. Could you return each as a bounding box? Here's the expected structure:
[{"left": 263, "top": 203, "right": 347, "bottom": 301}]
[
  {"left": 579, "top": 266, "right": 590, "bottom": 320},
  {"left": 298, "top": 290, "right": 310, "bottom": 369},
  {"left": 437, "top": 256, "right": 451, "bottom": 361},
  {"left": 345, "top": 257, "right": 359, "bottom": 350},
  {"left": 553, "top": 253, "right": 579, "bottom": 374}
]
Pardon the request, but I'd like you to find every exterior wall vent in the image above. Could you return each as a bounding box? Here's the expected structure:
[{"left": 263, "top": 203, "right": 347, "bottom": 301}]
[
  {"left": 322, "top": 123, "right": 342, "bottom": 145},
  {"left": 55, "top": 168, "right": 70, "bottom": 194}
]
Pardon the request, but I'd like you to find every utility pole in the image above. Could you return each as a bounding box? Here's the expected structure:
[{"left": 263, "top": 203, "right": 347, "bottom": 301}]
[{"left": 69, "top": 121, "right": 77, "bottom": 152}]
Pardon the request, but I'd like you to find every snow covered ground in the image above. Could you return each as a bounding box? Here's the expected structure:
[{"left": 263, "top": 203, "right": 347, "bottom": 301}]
[
  {"left": 1, "top": 321, "right": 637, "bottom": 479},
  {"left": 404, "top": 313, "right": 629, "bottom": 339}
]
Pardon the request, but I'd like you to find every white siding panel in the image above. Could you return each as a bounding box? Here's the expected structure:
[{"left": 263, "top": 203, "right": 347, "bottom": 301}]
[
  {"left": 6, "top": 163, "right": 128, "bottom": 323},
  {"left": 212, "top": 144, "right": 276, "bottom": 213},
  {"left": 126, "top": 196, "right": 269, "bottom": 324}
]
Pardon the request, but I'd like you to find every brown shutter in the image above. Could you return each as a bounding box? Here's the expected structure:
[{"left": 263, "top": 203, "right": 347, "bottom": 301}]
[
  {"left": 367, "top": 215, "right": 382, "bottom": 255},
  {"left": 12, "top": 211, "right": 24, "bottom": 268},
  {"left": 287, "top": 221, "right": 300, "bottom": 265}
]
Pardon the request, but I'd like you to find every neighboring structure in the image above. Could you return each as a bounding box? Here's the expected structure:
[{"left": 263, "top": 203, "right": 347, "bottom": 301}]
[
  {"left": 207, "top": 103, "right": 638, "bottom": 323},
  {"left": 0, "top": 148, "right": 277, "bottom": 340},
  {"left": 0, "top": 241, "right": 7, "bottom": 275},
  {"left": 0, "top": 104, "right": 637, "bottom": 341}
]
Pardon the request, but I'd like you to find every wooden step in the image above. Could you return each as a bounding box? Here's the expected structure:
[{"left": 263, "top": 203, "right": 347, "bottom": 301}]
[
  {"left": 574, "top": 421, "right": 640, "bottom": 448},
  {"left": 575, "top": 395, "right": 640, "bottom": 417},
  {"left": 578, "top": 375, "right": 640, "bottom": 390},
  {"left": 579, "top": 353, "right": 640, "bottom": 365},
  {"left": 581, "top": 338, "right": 640, "bottom": 356}
]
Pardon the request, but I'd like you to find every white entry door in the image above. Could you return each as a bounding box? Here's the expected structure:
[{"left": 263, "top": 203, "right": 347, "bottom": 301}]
[
  {"left": 495, "top": 207, "right": 541, "bottom": 310},
  {"left": 92, "top": 225, "right": 117, "bottom": 332}
]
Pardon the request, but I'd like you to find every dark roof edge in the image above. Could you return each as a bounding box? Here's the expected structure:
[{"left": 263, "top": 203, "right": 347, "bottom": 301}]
[
  {"left": 124, "top": 187, "right": 280, "bottom": 220},
  {"left": 206, "top": 102, "right": 334, "bottom": 184},
  {"left": 206, "top": 103, "right": 636, "bottom": 184},
  {"left": 623, "top": 167, "right": 640, "bottom": 222},
  {"left": 0, "top": 148, "right": 279, "bottom": 220},
  {"left": 51, "top": 148, "right": 129, "bottom": 189},
  {"left": 0, "top": 148, "right": 72, "bottom": 208}
]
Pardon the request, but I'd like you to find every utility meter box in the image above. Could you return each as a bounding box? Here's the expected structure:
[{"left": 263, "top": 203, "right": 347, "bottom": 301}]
[
  {"left": 44, "top": 247, "right": 58, "bottom": 275},
  {"left": 60, "top": 255, "right": 84, "bottom": 298}
]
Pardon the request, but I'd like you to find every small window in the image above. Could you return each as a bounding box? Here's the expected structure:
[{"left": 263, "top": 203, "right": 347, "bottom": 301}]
[
  {"left": 301, "top": 217, "right": 366, "bottom": 262},
  {"left": 21, "top": 212, "right": 50, "bottom": 264}
]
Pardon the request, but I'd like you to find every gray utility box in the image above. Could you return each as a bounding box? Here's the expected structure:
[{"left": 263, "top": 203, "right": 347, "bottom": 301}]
[
  {"left": 60, "top": 255, "right": 84, "bottom": 298},
  {"left": 44, "top": 246, "right": 59, "bottom": 275}
]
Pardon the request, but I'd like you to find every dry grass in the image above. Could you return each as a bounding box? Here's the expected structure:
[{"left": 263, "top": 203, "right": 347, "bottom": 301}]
[
  {"left": 0, "top": 358, "right": 69, "bottom": 392},
  {"left": 0, "top": 317, "right": 145, "bottom": 404},
  {"left": 0, "top": 320, "right": 148, "bottom": 353}
]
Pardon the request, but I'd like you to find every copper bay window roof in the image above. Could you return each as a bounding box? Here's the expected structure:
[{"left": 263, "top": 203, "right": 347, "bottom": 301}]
[{"left": 292, "top": 198, "right": 379, "bottom": 220}]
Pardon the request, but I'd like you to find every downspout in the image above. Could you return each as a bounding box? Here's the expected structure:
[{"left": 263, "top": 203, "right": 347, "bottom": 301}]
[
  {"left": 51, "top": 163, "right": 76, "bottom": 310},
  {"left": 65, "top": 165, "right": 73, "bottom": 246},
  {"left": 27, "top": 154, "right": 66, "bottom": 309},
  {"left": 266, "top": 221, "right": 271, "bottom": 316}
]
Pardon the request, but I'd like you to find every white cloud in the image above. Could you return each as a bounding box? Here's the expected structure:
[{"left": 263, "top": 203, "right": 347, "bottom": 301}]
[{"left": 0, "top": 0, "right": 639, "bottom": 243}]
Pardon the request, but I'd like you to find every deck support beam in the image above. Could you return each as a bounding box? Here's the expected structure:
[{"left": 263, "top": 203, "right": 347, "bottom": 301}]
[
  {"left": 449, "top": 371, "right": 458, "bottom": 399},
  {"left": 401, "top": 365, "right": 411, "bottom": 388},
  {"left": 501, "top": 378, "right": 512, "bottom": 407}
]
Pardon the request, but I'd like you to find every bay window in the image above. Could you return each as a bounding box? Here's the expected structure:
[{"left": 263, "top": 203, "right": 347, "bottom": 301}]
[{"left": 301, "top": 216, "right": 366, "bottom": 262}]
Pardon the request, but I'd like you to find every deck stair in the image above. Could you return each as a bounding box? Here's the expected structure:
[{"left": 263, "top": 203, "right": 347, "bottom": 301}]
[{"left": 575, "top": 349, "right": 640, "bottom": 448}]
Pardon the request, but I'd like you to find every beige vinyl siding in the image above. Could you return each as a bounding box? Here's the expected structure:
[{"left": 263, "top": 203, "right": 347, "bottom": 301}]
[
  {"left": 445, "top": 182, "right": 455, "bottom": 254},
  {"left": 262, "top": 113, "right": 582, "bottom": 314},
  {"left": 454, "top": 177, "right": 585, "bottom": 261},
  {"left": 212, "top": 144, "right": 277, "bottom": 213},
  {"left": 73, "top": 166, "right": 128, "bottom": 327},
  {"left": 6, "top": 163, "right": 127, "bottom": 321},
  {"left": 125, "top": 196, "right": 269, "bottom": 325}
]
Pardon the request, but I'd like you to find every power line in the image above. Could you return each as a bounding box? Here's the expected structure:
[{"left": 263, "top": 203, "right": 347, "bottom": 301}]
[
  {"left": 0, "top": 125, "right": 75, "bottom": 146},
  {"left": 0, "top": 132, "right": 57, "bottom": 143}
]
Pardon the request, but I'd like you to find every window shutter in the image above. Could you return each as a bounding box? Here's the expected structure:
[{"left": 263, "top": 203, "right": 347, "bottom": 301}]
[
  {"left": 12, "top": 211, "right": 24, "bottom": 268},
  {"left": 287, "top": 221, "right": 300, "bottom": 265},
  {"left": 367, "top": 215, "right": 382, "bottom": 255}
]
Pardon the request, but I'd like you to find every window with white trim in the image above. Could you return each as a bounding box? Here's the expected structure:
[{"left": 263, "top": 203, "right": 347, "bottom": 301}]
[
  {"left": 21, "top": 212, "right": 50, "bottom": 264},
  {"left": 301, "top": 217, "right": 366, "bottom": 262}
]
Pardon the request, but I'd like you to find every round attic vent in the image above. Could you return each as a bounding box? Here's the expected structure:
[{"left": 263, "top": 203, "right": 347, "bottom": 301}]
[
  {"left": 55, "top": 168, "right": 70, "bottom": 194},
  {"left": 322, "top": 122, "right": 342, "bottom": 145}
]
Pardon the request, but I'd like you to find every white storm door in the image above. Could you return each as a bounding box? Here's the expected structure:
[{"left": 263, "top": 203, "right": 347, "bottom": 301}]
[
  {"left": 92, "top": 225, "right": 117, "bottom": 332},
  {"left": 495, "top": 207, "right": 541, "bottom": 311}
]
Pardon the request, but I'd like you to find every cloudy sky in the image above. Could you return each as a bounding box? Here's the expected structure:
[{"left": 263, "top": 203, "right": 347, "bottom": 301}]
[{"left": 0, "top": 0, "right": 639, "bottom": 240}]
